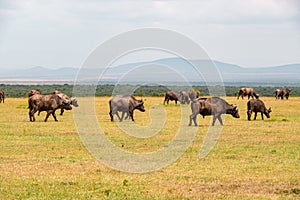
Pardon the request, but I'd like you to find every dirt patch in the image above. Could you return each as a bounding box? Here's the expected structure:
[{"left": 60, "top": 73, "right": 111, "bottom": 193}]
[{"left": 161, "top": 182, "right": 300, "bottom": 198}]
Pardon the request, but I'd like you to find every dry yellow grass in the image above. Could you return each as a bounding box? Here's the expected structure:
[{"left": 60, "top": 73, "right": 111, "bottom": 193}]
[{"left": 0, "top": 97, "right": 299, "bottom": 199}]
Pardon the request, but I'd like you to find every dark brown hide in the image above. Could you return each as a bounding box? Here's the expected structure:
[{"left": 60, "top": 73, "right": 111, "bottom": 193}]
[
  {"left": 247, "top": 99, "right": 271, "bottom": 120},
  {"left": 189, "top": 97, "right": 240, "bottom": 126},
  {"left": 28, "top": 94, "right": 72, "bottom": 122}
]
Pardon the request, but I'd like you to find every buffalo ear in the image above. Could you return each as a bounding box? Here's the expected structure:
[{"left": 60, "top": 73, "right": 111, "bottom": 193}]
[{"left": 268, "top": 107, "right": 272, "bottom": 112}]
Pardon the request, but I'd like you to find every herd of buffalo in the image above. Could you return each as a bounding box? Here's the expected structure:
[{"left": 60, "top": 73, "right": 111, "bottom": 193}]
[
  {"left": 108, "top": 87, "right": 291, "bottom": 126},
  {"left": 0, "top": 87, "right": 293, "bottom": 125},
  {"left": 27, "top": 89, "right": 79, "bottom": 122}
]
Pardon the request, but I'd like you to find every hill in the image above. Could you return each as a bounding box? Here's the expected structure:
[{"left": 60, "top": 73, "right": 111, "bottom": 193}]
[{"left": 1, "top": 58, "right": 299, "bottom": 86}]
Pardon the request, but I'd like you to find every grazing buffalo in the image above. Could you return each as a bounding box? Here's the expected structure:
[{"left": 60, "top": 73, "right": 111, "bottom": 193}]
[
  {"left": 179, "top": 91, "right": 190, "bottom": 104},
  {"left": 0, "top": 90, "right": 5, "bottom": 103},
  {"left": 274, "top": 88, "right": 291, "bottom": 100},
  {"left": 188, "top": 89, "right": 200, "bottom": 101},
  {"left": 237, "top": 88, "right": 259, "bottom": 99},
  {"left": 109, "top": 95, "right": 145, "bottom": 122},
  {"left": 189, "top": 97, "right": 240, "bottom": 126},
  {"left": 53, "top": 90, "right": 79, "bottom": 115},
  {"left": 247, "top": 99, "right": 271, "bottom": 121},
  {"left": 164, "top": 91, "right": 180, "bottom": 104},
  {"left": 28, "top": 93, "right": 72, "bottom": 122}
]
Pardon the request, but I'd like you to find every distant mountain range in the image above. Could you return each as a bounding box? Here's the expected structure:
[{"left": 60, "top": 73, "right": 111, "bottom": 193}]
[{"left": 1, "top": 58, "right": 299, "bottom": 86}]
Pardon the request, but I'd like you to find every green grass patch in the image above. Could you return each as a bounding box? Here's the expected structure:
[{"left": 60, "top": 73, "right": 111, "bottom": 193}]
[{"left": 0, "top": 97, "right": 299, "bottom": 199}]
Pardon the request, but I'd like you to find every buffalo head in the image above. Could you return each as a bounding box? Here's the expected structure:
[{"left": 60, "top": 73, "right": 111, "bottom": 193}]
[
  {"left": 264, "top": 107, "right": 272, "bottom": 118},
  {"left": 136, "top": 99, "right": 145, "bottom": 112},
  {"left": 231, "top": 105, "right": 240, "bottom": 118},
  {"left": 70, "top": 97, "right": 79, "bottom": 107}
]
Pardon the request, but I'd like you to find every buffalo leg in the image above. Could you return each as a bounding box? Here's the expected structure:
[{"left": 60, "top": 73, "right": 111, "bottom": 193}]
[
  {"left": 29, "top": 107, "right": 38, "bottom": 122},
  {"left": 29, "top": 109, "right": 33, "bottom": 122},
  {"left": 44, "top": 110, "right": 56, "bottom": 122},
  {"left": 212, "top": 116, "right": 217, "bottom": 126},
  {"left": 115, "top": 112, "right": 122, "bottom": 121},
  {"left": 52, "top": 111, "right": 58, "bottom": 122},
  {"left": 124, "top": 111, "right": 131, "bottom": 120},
  {"left": 129, "top": 111, "right": 134, "bottom": 122},
  {"left": 164, "top": 97, "right": 169, "bottom": 105},
  {"left": 60, "top": 108, "right": 64, "bottom": 116},
  {"left": 120, "top": 111, "right": 125, "bottom": 121},
  {"left": 254, "top": 112, "right": 257, "bottom": 120},
  {"left": 29, "top": 109, "right": 36, "bottom": 122},
  {"left": 261, "top": 113, "right": 264, "bottom": 120},
  {"left": 109, "top": 111, "right": 114, "bottom": 121},
  {"left": 189, "top": 113, "right": 198, "bottom": 126},
  {"left": 217, "top": 115, "right": 223, "bottom": 126},
  {"left": 44, "top": 111, "right": 51, "bottom": 122},
  {"left": 247, "top": 110, "right": 252, "bottom": 121}
]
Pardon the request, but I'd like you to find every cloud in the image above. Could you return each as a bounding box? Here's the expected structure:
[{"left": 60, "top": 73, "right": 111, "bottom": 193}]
[
  {"left": 150, "top": 0, "right": 300, "bottom": 25},
  {"left": 1, "top": 0, "right": 299, "bottom": 25},
  {"left": 0, "top": 0, "right": 299, "bottom": 68}
]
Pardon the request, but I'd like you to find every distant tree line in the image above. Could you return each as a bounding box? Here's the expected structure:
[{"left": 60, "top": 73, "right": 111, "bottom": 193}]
[{"left": 0, "top": 84, "right": 299, "bottom": 98}]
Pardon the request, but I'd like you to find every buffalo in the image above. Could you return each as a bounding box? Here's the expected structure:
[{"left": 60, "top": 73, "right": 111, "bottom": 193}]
[
  {"left": 164, "top": 91, "right": 180, "bottom": 105},
  {"left": 237, "top": 88, "right": 259, "bottom": 99},
  {"left": 109, "top": 95, "right": 145, "bottom": 122},
  {"left": 189, "top": 97, "right": 240, "bottom": 126},
  {"left": 53, "top": 90, "right": 79, "bottom": 115},
  {"left": 188, "top": 89, "right": 200, "bottom": 101},
  {"left": 274, "top": 88, "right": 291, "bottom": 100},
  {"left": 28, "top": 93, "right": 72, "bottom": 122},
  {"left": 30, "top": 90, "right": 78, "bottom": 116},
  {"left": 179, "top": 91, "right": 190, "bottom": 104},
  {"left": 247, "top": 99, "right": 271, "bottom": 121},
  {"left": 0, "top": 90, "right": 5, "bottom": 103}
]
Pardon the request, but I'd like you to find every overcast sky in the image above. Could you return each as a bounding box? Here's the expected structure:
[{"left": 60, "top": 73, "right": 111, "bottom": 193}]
[{"left": 0, "top": 0, "right": 299, "bottom": 69}]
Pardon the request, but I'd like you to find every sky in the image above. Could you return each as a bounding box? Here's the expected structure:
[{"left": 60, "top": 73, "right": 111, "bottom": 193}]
[{"left": 0, "top": 0, "right": 299, "bottom": 69}]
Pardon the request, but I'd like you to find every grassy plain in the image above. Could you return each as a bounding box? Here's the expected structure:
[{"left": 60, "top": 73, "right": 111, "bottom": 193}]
[{"left": 0, "top": 97, "right": 299, "bottom": 199}]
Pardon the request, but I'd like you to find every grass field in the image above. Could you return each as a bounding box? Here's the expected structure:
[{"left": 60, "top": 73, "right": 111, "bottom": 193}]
[{"left": 0, "top": 96, "right": 299, "bottom": 199}]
